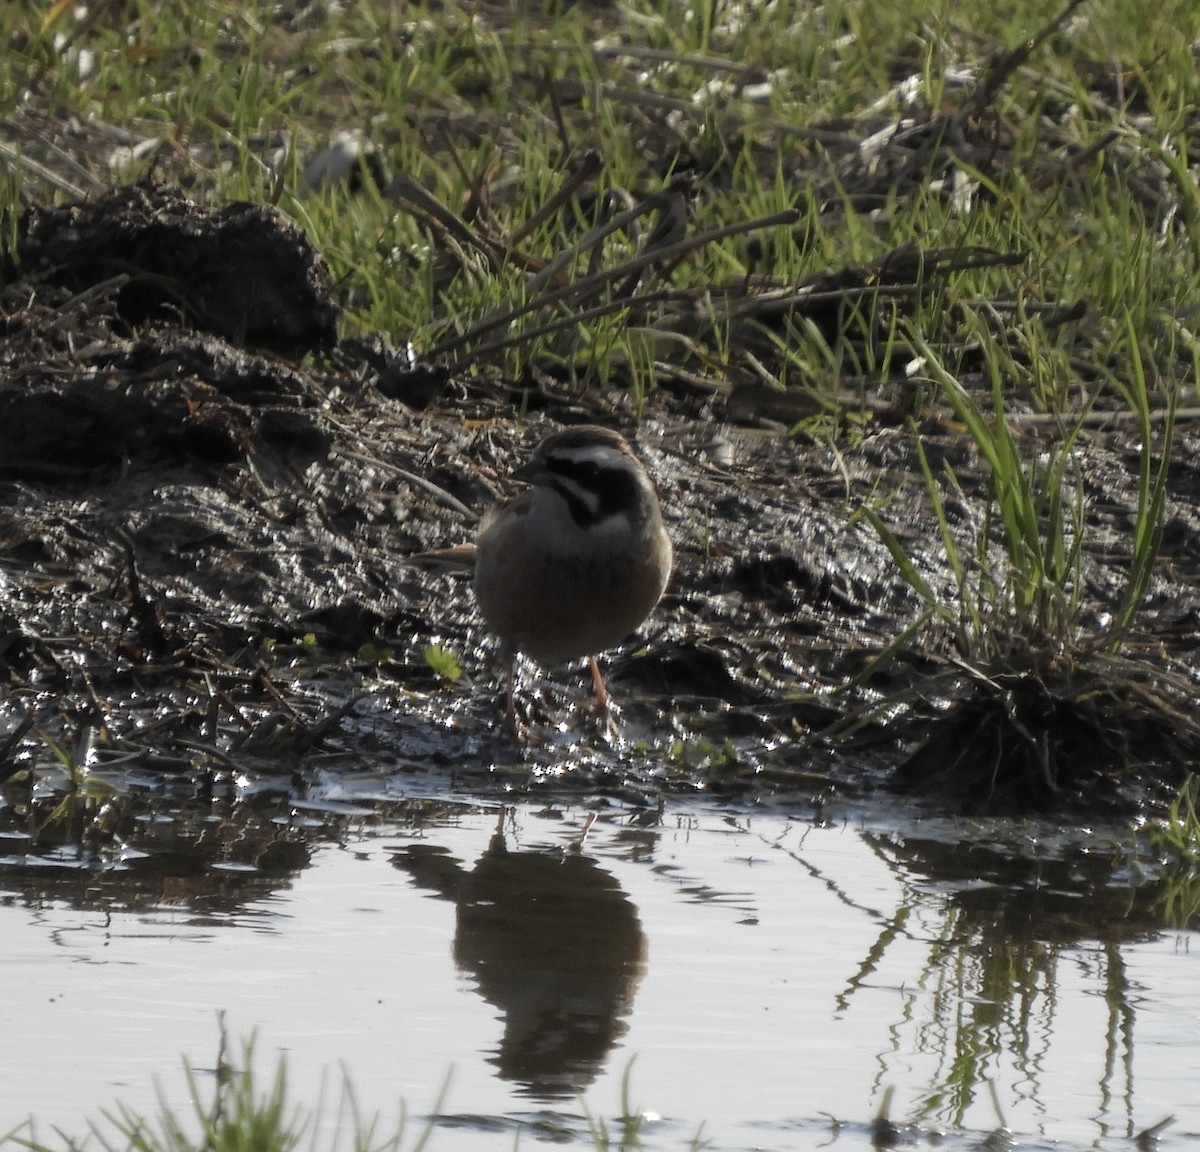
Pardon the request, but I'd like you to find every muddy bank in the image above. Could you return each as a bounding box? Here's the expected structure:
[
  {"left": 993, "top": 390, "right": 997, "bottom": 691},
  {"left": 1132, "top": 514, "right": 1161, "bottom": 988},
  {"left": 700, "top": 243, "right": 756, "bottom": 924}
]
[{"left": 2, "top": 184, "right": 1199, "bottom": 828}]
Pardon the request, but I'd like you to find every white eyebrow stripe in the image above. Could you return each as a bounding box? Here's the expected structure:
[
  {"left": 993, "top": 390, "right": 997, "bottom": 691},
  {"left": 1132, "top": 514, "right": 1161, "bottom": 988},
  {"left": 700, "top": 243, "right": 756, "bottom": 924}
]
[{"left": 548, "top": 445, "right": 622, "bottom": 469}]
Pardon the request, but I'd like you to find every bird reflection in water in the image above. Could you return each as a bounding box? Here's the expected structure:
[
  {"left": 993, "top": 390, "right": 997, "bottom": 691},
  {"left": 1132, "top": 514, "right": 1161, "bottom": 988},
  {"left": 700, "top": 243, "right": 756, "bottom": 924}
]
[{"left": 391, "top": 811, "right": 647, "bottom": 1099}]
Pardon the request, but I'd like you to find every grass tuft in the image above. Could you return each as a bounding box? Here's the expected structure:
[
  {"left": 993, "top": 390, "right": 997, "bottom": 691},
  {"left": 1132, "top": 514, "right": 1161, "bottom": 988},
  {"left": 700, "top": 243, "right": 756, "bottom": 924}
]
[{"left": 5, "top": 1024, "right": 428, "bottom": 1152}]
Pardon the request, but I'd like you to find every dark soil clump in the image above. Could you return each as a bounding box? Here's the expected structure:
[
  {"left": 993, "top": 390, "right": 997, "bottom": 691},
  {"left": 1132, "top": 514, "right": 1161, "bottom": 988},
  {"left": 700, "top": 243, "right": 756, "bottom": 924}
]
[
  {"left": 10, "top": 182, "right": 338, "bottom": 354},
  {"left": 892, "top": 663, "right": 1198, "bottom": 815}
]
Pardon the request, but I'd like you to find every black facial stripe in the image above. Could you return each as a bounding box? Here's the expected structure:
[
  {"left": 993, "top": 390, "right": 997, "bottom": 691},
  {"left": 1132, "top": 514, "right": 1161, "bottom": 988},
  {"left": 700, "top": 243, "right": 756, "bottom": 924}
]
[
  {"left": 548, "top": 474, "right": 600, "bottom": 527},
  {"left": 547, "top": 456, "right": 643, "bottom": 528}
]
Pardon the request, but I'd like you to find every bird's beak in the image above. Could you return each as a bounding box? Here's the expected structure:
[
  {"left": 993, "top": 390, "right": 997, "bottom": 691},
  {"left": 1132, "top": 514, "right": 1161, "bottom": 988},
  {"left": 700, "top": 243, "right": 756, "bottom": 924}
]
[{"left": 512, "top": 456, "right": 544, "bottom": 484}]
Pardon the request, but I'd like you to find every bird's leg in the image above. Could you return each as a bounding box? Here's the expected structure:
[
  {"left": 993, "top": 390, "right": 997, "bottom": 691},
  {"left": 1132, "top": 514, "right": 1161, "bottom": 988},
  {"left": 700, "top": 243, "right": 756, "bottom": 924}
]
[
  {"left": 588, "top": 655, "right": 610, "bottom": 718},
  {"left": 504, "top": 651, "right": 520, "bottom": 735},
  {"left": 502, "top": 651, "right": 542, "bottom": 742},
  {"left": 588, "top": 656, "right": 622, "bottom": 742}
]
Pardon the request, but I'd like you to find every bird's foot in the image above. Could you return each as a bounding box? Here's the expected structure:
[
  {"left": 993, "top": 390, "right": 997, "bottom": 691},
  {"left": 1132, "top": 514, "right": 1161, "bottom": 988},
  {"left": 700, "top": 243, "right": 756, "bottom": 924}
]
[{"left": 588, "top": 656, "right": 623, "bottom": 744}]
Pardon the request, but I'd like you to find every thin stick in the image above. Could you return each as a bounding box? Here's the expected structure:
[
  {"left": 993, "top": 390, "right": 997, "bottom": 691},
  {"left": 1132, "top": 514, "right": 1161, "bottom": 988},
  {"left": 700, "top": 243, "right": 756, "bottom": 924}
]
[
  {"left": 429, "top": 207, "right": 800, "bottom": 358},
  {"left": 509, "top": 148, "right": 603, "bottom": 247}
]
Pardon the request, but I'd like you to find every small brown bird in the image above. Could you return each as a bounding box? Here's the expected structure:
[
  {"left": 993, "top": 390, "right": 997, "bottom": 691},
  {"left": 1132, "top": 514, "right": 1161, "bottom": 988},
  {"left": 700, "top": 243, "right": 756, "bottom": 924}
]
[{"left": 432, "top": 425, "right": 672, "bottom": 731}]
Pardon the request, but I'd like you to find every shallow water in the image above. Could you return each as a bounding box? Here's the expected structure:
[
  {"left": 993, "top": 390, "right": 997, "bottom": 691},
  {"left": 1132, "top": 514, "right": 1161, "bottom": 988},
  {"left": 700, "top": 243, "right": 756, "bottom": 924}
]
[{"left": 0, "top": 789, "right": 1196, "bottom": 1151}]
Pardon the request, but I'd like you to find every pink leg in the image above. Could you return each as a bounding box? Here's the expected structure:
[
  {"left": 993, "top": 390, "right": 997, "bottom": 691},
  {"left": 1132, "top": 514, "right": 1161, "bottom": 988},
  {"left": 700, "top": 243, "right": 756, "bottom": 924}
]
[{"left": 588, "top": 655, "right": 610, "bottom": 718}]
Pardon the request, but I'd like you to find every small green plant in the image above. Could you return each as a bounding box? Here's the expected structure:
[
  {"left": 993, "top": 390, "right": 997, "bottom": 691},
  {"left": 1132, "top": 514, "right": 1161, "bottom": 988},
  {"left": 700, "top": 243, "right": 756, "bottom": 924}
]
[
  {"left": 1151, "top": 775, "right": 1200, "bottom": 866},
  {"left": 422, "top": 644, "right": 463, "bottom": 684},
  {"left": 358, "top": 641, "right": 394, "bottom": 665},
  {"left": 1145, "top": 776, "right": 1200, "bottom": 927},
  {"left": 5, "top": 1025, "right": 426, "bottom": 1152},
  {"left": 667, "top": 736, "right": 738, "bottom": 774},
  {"left": 299, "top": 633, "right": 325, "bottom": 661},
  {"left": 1105, "top": 312, "right": 1177, "bottom": 650},
  {"left": 32, "top": 725, "right": 119, "bottom": 840},
  {"left": 860, "top": 327, "right": 1085, "bottom": 662},
  {"left": 860, "top": 314, "right": 1176, "bottom": 666},
  {"left": 2, "top": 1029, "right": 711, "bottom": 1152},
  {"left": 582, "top": 1059, "right": 709, "bottom": 1152}
]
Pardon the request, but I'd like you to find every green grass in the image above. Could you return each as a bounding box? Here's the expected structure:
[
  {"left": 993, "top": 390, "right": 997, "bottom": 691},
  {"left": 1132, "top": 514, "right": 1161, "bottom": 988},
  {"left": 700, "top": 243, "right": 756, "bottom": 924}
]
[
  {"left": 1151, "top": 775, "right": 1200, "bottom": 864},
  {"left": 5, "top": 0, "right": 1198, "bottom": 377},
  {"left": 859, "top": 312, "right": 1177, "bottom": 663},
  {"left": 3, "top": 1029, "right": 426, "bottom": 1152},
  {"left": 0, "top": 1030, "right": 701, "bottom": 1152}
]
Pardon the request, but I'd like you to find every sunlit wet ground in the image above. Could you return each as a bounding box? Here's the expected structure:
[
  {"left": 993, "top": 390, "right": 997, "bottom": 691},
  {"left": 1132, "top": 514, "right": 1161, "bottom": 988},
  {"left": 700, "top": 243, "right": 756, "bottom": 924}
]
[{"left": 1, "top": 790, "right": 1196, "bottom": 1151}]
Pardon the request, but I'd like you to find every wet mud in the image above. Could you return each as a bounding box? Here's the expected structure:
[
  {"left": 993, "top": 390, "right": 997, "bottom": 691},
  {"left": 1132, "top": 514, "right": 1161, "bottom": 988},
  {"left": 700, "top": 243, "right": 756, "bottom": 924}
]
[{"left": 2, "top": 183, "right": 1200, "bottom": 841}]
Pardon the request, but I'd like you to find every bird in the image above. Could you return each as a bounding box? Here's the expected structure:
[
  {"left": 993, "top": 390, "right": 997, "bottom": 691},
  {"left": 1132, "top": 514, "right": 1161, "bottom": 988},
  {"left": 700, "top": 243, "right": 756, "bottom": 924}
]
[{"left": 424, "top": 425, "right": 673, "bottom": 732}]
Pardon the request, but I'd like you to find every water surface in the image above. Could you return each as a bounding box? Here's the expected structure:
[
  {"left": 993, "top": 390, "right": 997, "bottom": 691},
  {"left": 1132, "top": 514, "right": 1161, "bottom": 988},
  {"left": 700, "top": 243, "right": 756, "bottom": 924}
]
[{"left": 0, "top": 793, "right": 1195, "bottom": 1151}]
